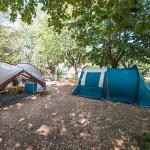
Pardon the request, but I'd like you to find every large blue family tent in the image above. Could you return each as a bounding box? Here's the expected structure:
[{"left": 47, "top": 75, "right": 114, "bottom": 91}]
[{"left": 72, "top": 66, "right": 150, "bottom": 108}]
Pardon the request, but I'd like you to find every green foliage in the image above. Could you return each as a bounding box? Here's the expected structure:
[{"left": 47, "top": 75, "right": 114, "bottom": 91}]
[
  {"left": 56, "top": 68, "right": 63, "bottom": 80},
  {"left": 60, "top": 29, "right": 87, "bottom": 66},
  {"left": 68, "top": 0, "right": 150, "bottom": 68},
  {"left": 37, "top": 27, "right": 64, "bottom": 74},
  {"left": 0, "top": 0, "right": 149, "bottom": 72},
  {"left": 16, "top": 14, "right": 85, "bottom": 76},
  {"left": 18, "top": 23, "right": 38, "bottom": 63},
  {"left": 36, "top": 22, "right": 87, "bottom": 77},
  {"left": 0, "top": 50, "right": 4, "bottom": 57},
  {"left": 59, "top": 28, "right": 87, "bottom": 80},
  {"left": 0, "top": 1, "right": 149, "bottom": 33},
  {"left": 0, "top": 0, "right": 37, "bottom": 24},
  {"left": 0, "top": 23, "right": 20, "bottom": 63},
  {"left": 132, "top": 132, "right": 150, "bottom": 150}
]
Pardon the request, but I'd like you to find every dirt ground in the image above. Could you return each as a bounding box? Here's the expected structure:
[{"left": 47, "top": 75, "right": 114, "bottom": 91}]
[{"left": 0, "top": 81, "right": 150, "bottom": 150}]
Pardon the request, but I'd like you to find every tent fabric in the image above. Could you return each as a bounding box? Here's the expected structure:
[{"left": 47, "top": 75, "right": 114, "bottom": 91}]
[
  {"left": 73, "top": 66, "right": 150, "bottom": 108},
  {"left": 104, "top": 67, "right": 139, "bottom": 104},
  {"left": 138, "top": 77, "right": 150, "bottom": 108},
  {"left": 0, "top": 62, "right": 45, "bottom": 91},
  {"left": 0, "top": 62, "right": 23, "bottom": 86},
  {"left": 17, "top": 63, "right": 45, "bottom": 84}
]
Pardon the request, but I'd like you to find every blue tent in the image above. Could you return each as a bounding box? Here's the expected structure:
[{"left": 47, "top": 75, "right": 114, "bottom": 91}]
[{"left": 72, "top": 66, "right": 150, "bottom": 108}]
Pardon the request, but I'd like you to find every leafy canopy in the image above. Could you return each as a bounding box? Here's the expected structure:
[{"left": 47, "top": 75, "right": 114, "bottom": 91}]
[
  {"left": 0, "top": 0, "right": 149, "bottom": 33},
  {"left": 0, "top": 0, "right": 149, "bottom": 69}
]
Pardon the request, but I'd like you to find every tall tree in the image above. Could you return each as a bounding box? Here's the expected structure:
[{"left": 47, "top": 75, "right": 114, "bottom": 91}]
[
  {"left": 36, "top": 24, "right": 64, "bottom": 75},
  {"left": 0, "top": 0, "right": 149, "bottom": 33},
  {"left": 0, "top": 0, "right": 149, "bottom": 69},
  {"left": 0, "top": 21, "right": 20, "bottom": 63},
  {"left": 60, "top": 29, "right": 87, "bottom": 80}
]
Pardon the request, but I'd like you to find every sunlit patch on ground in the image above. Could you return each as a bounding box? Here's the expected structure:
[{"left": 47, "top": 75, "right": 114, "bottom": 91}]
[
  {"left": 78, "top": 118, "right": 88, "bottom": 124},
  {"left": 15, "top": 142, "right": 21, "bottom": 148},
  {"left": 28, "top": 123, "right": 33, "bottom": 128},
  {"left": 60, "top": 126, "right": 67, "bottom": 136},
  {"left": 36, "top": 125, "right": 51, "bottom": 136},
  {"left": 44, "top": 104, "right": 48, "bottom": 109},
  {"left": 114, "top": 139, "right": 124, "bottom": 150},
  {"left": 80, "top": 132, "right": 90, "bottom": 139},
  {"left": 18, "top": 117, "right": 25, "bottom": 122},
  {"left": 26, "top": 146, "right": 33, "bottom": 150},
  {"left": 70, "top": 112, "right": 76, "bottom": 117},
  {"left": 78, "top": 113, "right": 90, "bottom": 126},
  {"left": 16, "top": 103, "right": 23, "bottom": 109},
  {"left": 52, "top": 112, "right": 57, "bottom": 116},
  {"left": 31, "top": 96, "right": 37, "bottom": 100},
  {"left": 3, "top": 107, "right": 9, "bottom": 110}
]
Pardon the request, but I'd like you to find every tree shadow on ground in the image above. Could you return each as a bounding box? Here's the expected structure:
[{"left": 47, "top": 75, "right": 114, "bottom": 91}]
[{"left": 0, "top": 93, "right": 32, "bottom": 106}]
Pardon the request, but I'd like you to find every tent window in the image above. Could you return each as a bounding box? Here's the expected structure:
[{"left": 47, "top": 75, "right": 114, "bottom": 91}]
[
  {"left": 13, "top": 79, "right": 18, "bottom": 86},
  {"left": 85, "top": 72, "right": 101, "bottom": 86}
]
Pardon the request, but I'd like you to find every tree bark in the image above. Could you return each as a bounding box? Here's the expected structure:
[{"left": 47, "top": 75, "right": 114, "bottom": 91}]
[
  {"left": 74, "top": 66, "right": 78, "bottom": 82},
  {"left": 111, "top": 60, "right": 118, "bottom": 68},
  {"left": 66, "top": 48, "right": 79, "bottom": 82},
  {"left": 107, "top": 34, "right": 126, "bottom": 68},
  {"left": 74, "top": 59, "right": 79, "bottom": 82},
  {"left": 107, "top": 35, "right": 119, "bottom": 68}
]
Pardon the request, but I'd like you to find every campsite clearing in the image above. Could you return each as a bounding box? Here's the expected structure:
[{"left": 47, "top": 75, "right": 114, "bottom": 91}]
[{"left": 0, "top": 81, "right": 150, "bottom": 150}]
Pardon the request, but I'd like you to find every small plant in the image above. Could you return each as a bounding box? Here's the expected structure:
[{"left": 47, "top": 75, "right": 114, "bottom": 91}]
[
  {"left": 133, "top": 132, "right": 150, "bottom": 150},
  {"left": 56, "top": 68, "right": 63, "bottom": 80}
]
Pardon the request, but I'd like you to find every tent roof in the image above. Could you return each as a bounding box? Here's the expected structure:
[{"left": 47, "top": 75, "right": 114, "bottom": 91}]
[
  {"left": 17, "top": 63, "right": 44, "bottom": 83},
  {"left": 0, "top": 62, "right": 45, "bottom": 90}
]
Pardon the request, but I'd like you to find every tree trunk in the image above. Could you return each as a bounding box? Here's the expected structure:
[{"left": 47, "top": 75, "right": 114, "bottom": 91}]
[
  {"left": 107, "top": 34, "right": 125, "bottom": 68},
  {"left": 66, "top": 48, "right": 79, "bottom": 82},
  {"left": 111, "top": 60, "right": 118, "bottom": 68},
  {"left": 56, "top": 67, "right": 60, "bottom": 81},
  {"left": 74, "top": 64, "right": 78, "bottom": 83},
  {"left": 121, "top": 61, "right": 127, "bottom": 68}
]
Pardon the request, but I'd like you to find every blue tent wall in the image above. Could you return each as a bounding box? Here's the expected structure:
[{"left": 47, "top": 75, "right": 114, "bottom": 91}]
[
  {"left": 138, "top": 76, "right": 150, "bottom": 108},
  {"left": 104, "top": 67, "right": 139, "bottom": 104}
]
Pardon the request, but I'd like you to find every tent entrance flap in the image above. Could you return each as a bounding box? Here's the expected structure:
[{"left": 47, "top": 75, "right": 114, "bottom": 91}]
[{"left": 73, "top": 66, "right": 106, "bottom": 99}]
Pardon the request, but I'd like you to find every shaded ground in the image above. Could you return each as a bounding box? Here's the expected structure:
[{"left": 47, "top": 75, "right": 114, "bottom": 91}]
[
  {"left": 0, "top": 81, "right": 150, "bottom": 150},
  {"left": 0, "top": 93, "right": 31, "bottom": 105}
]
